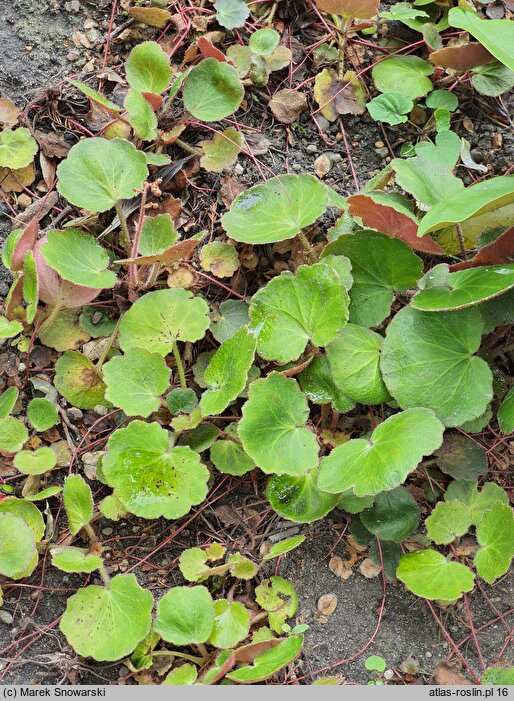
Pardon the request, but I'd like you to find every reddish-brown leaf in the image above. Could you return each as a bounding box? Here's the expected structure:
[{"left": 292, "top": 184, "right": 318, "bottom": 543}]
[
  {"left": 142, "top": 92, "right": 163, "bottom": 111},
  {"left": 234, "top": 639, "right": 281, "bottom": 664},
  {"left": 432, "top": 661, "right": 470, "bottom": 686},
  {"left": 347, "top": 194, "right": 444, "bottom": 254},
  {"left": 450, "top": 226, "right": 514, "bottom": 271},
  {"left": 115, "top": 238, "right": 199, "bottom": 267},
  {"left": 127, "top": 6, "right": 171, "bottom": 28},
  {"left": 429, "top": 43, "right": 494, "bottom": 70},
  {"left": 10, "top": 217, "right": 39, "bottom": 271},
  {"left": 316, "top": 0, "right": 379, "bottom": 19},
  {"left": 197, "top": 37, "right": 226, "bottom": 62}
]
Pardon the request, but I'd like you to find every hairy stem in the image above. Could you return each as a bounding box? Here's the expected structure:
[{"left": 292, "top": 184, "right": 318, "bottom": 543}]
[
  {"left": 115, "top": 200, "right": 131, "bottom": 255},
  {"left": 455, "top": 222, "right": 467, "bottom": 258},
  {"left": 173, "top": 341, "right": 187, "bottom": 390}
]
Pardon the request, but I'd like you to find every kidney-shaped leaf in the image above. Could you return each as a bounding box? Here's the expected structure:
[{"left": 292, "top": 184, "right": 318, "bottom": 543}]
[
  {"left": 249, "top": 262, "right": 349, "bottom": 363},
  {"left": 118, "top": 288, "right": 210, "bottom": 356},
  {"left": 361, "top": 487, "right": 420, "bottom": 542},
  {"left": 183, "top": 58, "right": 244, "bottom": 121},
  {"left": 475, "top": 502, "right": 514, "bottom": 584},
  {"left": 0, "top": 128, "right": 38, "bottom": 169},
  {"left": 397, "top": 549, "right": 474, "bottom": 600},
  {"left": 125, "top": 41, "right": 172, "bottom": 94},
  {"left": 448, "top": 8, "right": 514, "bottom": 73},
  {"left": 0, "top": 512, "right": 37, "bottom": 579},
  {"left": 60, "top": 573, "right": 153, "bottom": 661},
  {"left": 154, "top": 585, "right": 214, "bottom": 645},
  {"left": 222, "top": 175, "right": 333, "bottom": 245},
  {"left": 57, "top": 138, "right": 148, "bottom": 213},
  {"left": 318, "top": 408, "right": 444, "bottom": 497},
  {"left": 54, "top": 351, "right": 105, "bottom": 409},
  {"left": 381, "top": 306, "right": 493, "bottom": 427},
  {"left": 14, "top": 447, "right": 57, "bottom": 475},
  {"left": 102, "top": 420, "right": 209, "bottom": 519},
  {"left": 208, "top": 600, "right": 251, "bottom": 649},
  {"left": 0, "top": 417, "right": 28, "bottom": 453},
  {"left": 239, "top": 373, "right": 319, "bottom": 476},
  {"left": 41, "top": 229, "right": 116, "bottom": 289},
  {"left": 372, "top": 55, "right": 434, "bottom": 100},
  {"left": 267, "top": 469, "right": 338, "bottom": 523}
]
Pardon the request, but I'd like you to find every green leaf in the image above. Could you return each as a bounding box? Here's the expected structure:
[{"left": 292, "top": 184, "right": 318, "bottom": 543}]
[
  {"left": 392, "top": 157, "right": 464, "bottom": 208},
  {"left": 498, "top": 387, "right": 514, "bottom": 435},
  {"left": 448, "top": 8, "right": 514, "bottom": 73},
  {"left": 226, "top": 635, "right": 303, "bottom": 683},
  {"left": 412, "top": 264, "right": 514, "bottom": 311},
  {"left": 67, "top": 78, "right": 122, "bottom": 113},
  {"left": 103, "top": 348, "right": 171, "bottom": 418},
  {"left": 23, "top": 250, "right": 38, "bottom": 324},
  {"left": 381, "top": 306, "right": 493, "bottom": 427},
  {"left": 397, "top": 549, "right": 474, "bottom": 600},
  {"left": 472, "top": 62, "right": 514, "bottom": 97},
  {"left": 239, "top": 373, "right": 319, "bottom": 476},
  {"left": 60, "top": 574, "right": 153, "bottom": 661},
  {"left": 366, "top": 93, "right": 413, "bottom": 125},
  {"left": 208, "top": 600, "right": 251, "bottom": 649},
  {"left": 263, "top": 535, "right": 305, "bottom": 560},
  {"left": 298, "top": 355, "right": 355, "bottom": 414},
  {"left": 41, "top": 229, "right": 116, "bottom": 289},
  {"left": 210, "top": 423, "right": 256, "bottom": 476},
  {"left": 361, "top": 487, "right": 420, "bottom": 542},
  {"left": 434, "top": 433, "right": 487, "bottom": 481},
  {"left": 228, "top": 552, "right": 258, "bottom": 580},
  {"left": 54, "top": 351, "right": 106, "bottom": 410},
  {"left": 372, "top": 55, "right": 434, "bottom": 100},
  {"left": 481, "top": 668, "right": 514, "bottom": 685},
  {"left": 214, "top": 0, "right": 250, "bottom": 29},
  {"left": 183, "top": 58, "right": 244, "bottom": 121},
  {"left": 179, "top": 547, "right": 210, "bottom": 582},
  {"left": 0, "top": 128, "right": 38, "bottom": 169},
  {"left": 79, "top": 307, "right": 117, "bottom": 339},
  {"left": 337, "top": 490, "right": 374, "bottom": 514},
  {"left": 118, "top": 288, "right": 210, "bottom": 356},
  {"left": 63, "top": 474, "right": 93, "bottom": 535},
  {"left": 445, "top": 480, "right": 509, "bottom": 525},
  {"left": 249, "top": 262, "right": 349, "bottom": 363},
  {"left": 139, "top": 215, "right": 178, "bottom": 256},
  {"left": 0, "top": 497, "right": 45, "bottom": 541},
  {"left": 163, "top": 664, "right": 198, "bottom": 686},
  {"left": 318, "top": 409, "right": 444, "bottom": 497},
  {"left": 267, "top": 469, "right": 339, "bottom": 523},
  {"left": 25, "top": 486, "right": 62, "bottom": 502},
  {"left": 154, "top": 586, "right": 214, "bottom": 645},
  {"left": 418, "top": 175, "right": 514, "bottom": 236},
  {"left": 425, "top": 89, "right": 458, "bottom": 111},
  {"left": 56, "top": 138, "right": 148, "bottom": 213},
  {"left": 125, "top": 41, "right": 172, "bottom": 94},
  {"left": 0, "top": 387, "right": 19, "bottom": 419},
  {"left": 0, "top": 513, "right": 37, "bottom": 579},
  {"left": 475, "top": 503, "right": 514, "bottom": 584},
  {"left": 26, "top": 398, "right": 58, "bottom": 431},
  {"left": 255, "top": 576, "right": 298, "bottom": 634},
  {"left": 425, "top": 501, "right": 473, "bottom": 545},
  {"left": 13, "top": 447, "right": 57, "bottom": 475},
  {"left": 50, "top": 546, "right": 103, "bottom": 573},
  {"left": 250, "top": 29, "right": 280, "bottom": 56},
  {"left": 0, "top": 417, "right": 28, "bottom": 452},
  {"left": 365, "top": 656, "right": 387, "bottom": 672},
  {"left": 102, "top": 420, "right": 209, "bottom": 519},
  {"left": 199, "top": 241, "right": 239, "bottom": 279},
  {"left": 200, "top": 327, "right": 256, "bottom": 416},
  {"left": 178, "top": 423, "right": 218, "bottom": 453},
  {"left": 210, "top": 300, "right": 250, "bottom": 343},
  {"left": 414, "top": 130, "right": 461, "bottom": 169},
  {"left": 326, "top": 324, "right": 390, "bottom": 405},
  {"left": 167, "top": 388, "right": 198, "bottom": 415},
  {"left": 323, "top": 231, "right": 423, "bottom": 327},
  {"left": 0, "top": 316, "right": 23, "bottom": 339},
  {"left": 39, "top": 309, "right": 91, "bottom": 351},
  {"left": 124, "top": 89, "right": 158, "bottom": 142},
  {"left": 200, "top": 128, "right": 244, "bottom": 174},
  {"left": 222, "top": 174, "right": 333, "bottom": 244}
]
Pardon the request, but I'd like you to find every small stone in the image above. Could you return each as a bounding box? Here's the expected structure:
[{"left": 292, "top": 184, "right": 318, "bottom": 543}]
[
  {"left": 384, "top": 670, "right": 394, "bottom": 680},
  {"left": 67, "top": 50, "right": 81, "bottom": 61},
  {"left": 292, "top": 163, "right": 302, "bottom": 171},
  {"left": 0, "top": 611, "right": 14, "bottom": 625},
  {"left": 374, "top": 140, "right": 385, "bottom": 148},
  {"left": 83, "top": 18, "right": 98, "bottom": 29},
  {"left": 306, "top": 144, "right": 318, "bottom": 153},
  {"left": 102, "top": 527, "right": 113, "bottom": 536},
  {"left": 93, "top": 404, "right": 108, "bottom": 416},
  {"left": 376, "top": 147, "right": 388, "bottom": 159},
  {"left": 65, "top": 0, "right": 81, "bottom": 11},
  {"left": 234, "top": 163, "right": 244, "bottom": 175},
  {"left": 17, "top": 194, "right": 32, "bottom": 210},
  {"left": 67, "top": 407, "right": 83, "bottom": 421},
  {"left": 316, "top": 115, "right": 330, "bottom": 133},
  {"left": 17, "top": 362, "right": 26, "bottom": 372},
  {"left": 470, "top": 148, "right": 484, "bottom": 163},
  {"left": 425, "top": 651, "right": 433, "bottom": 658}
]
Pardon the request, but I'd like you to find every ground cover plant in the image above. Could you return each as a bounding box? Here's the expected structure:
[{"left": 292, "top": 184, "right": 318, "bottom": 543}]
[{"left": 0, "top": 0, "right": 513, "bottom": 686}]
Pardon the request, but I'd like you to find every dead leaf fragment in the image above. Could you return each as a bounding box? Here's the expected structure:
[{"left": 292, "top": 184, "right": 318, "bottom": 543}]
[
  {"left": 315, "top": 154, "right": 332, "bottom": 179},
  {"left": 450, "top": 226, "right": 514, "bottom": 271},
  {"left": 432, "top": 661, "right": 470, "bottom": 686},
  {"left": 127, "top": 7, "right": 172, "bottom": 28},
  {"left": 314, "top": 68, "right": 366, "bottom": 122},
  {"left": 429, "top": 43, "right": 494, "bottom": 71},
  {"left": 317, "top": 593, "right": 338, "bottom": 616},
  {"left": 0, "top": 98, "right": 21, "bottom": 128},
  {"left": 359, "top": 557, "right": 381, "bottom": 578},
  {"left": 316, "top": 0, "right": 379, "bottom": 19},
  {"left": 329, "top": 555, "right": 353, "bottom": 580},
  {"left": 269, "top": 89, "right": 307, "bottom": 124}
]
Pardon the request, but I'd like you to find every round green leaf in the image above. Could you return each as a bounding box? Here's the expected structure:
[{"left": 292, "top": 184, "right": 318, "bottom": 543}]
[
  {"left": 318, "top": 408, "right": 444, "bottom": 497},
  {"left": 103, "top": 348, "right": 171, "bottom": 418},
  {"left": 210, "top": 423, "right": 256, "bottom": 476},
  {"left": 13, "top": 447, "right": 57, "bottom": 475},
  {"left": 481, "top": 668, "right": 514, "bottom": 685},
  {"left": 361, "top": 487, "right": 420, "bottom": 542},
  {"left": 326, "top": 324, "right": 390, "bottom": 405},
  {"left": 199, "top": 241, "right": 239, "bottom": 277},
  {"left": 239, "top": 373, "right": 319, "bottom": 476},
  {"left": 179, "top": 547, "right": 210, "bottom": 582},
  {"left": 125, "top": 41, "right": 172, "bottom": 94},
  {"left": 51, "top": 546, "right": 103, "bottom": 573},
  {"left": 366, "top": 93, "right": 413, "bottom": 125},
  {"left": 163, "top": 664, "right": 198, "bottom": 686},
  {"left": 372, "top": 55, "right": 434, "bottom": 100},
  {"left": 154, "top": 586, "right": 214, "bottom": 645},
  {"left": 0, "top": 128, "right": 38, "bottom": 169},
  {"left": 200, "top": 326, "right": 256, "bottom": 416},
  {"left": 0, "top": 316, "right": 23, "bottom": 339},
  {"left": 0, "top": 513, "right": 37, "bottom": 579},
  {"left": 41, "top": 229, "right": 116, "bottom": 289},
  {"left": 255, "top": 576, "right": 298, "bottom": 634},
  {"left": 412, "top": 264, "right": 514, "bottom": 311},
  {"left": 472, "top": 61, "right": 514, "bottom": 97},
  {"left": 208, "top": 600, "right": 251, "bottom": 649},
  {"left": 210, "top": 299, "right": 250, "bottom": 343},
  {"left": 167, "top": 388, "right": 198, "bottom": 415},
  {"left": 56, "top": 138, "right": 148, "bottom": 213},
  {"left": 445, "top": 480, "right": 509, "bottom": 526},
  {"left": 63, "top": 474, "right": 93, "bottom": 535},
  {"left": 60, "top": 573, "right": 154, "bottom": 661},
  {"left": 54, "top": 351, "right": 106, "bottom": 410},
  {"left": 0, "top": 386, "right": 19, "bottom": 419},
  {"left": 381, "top": 306, "right": 493, "bottom": 427},
  {"left": 183, "top": 58, "right": 244, "bottom": 121},
  {"left": 0, "top": 417, "right": 28, "bottom": 452},
  {"left": 434, "top": 433, "right": 487, "bottom": 481},
  {"left": 323, "top": 230, "right": 423, "bottom": 327},
  {"left": 267, "top": 469, "right": 338, "bottom": 523},
  {"left": 365, "top": 656, "right": 387, "bottom": 672},
  {"left": 298, "top": 355, "right": 355, "bottom": 414},
  {"left": 0, "top": 497, "right": 45, "bottom": 541},
  {"left": 102, "top": 420, "right": 209, "bottom": 519},
  {"left": 214, "top": 0, "right": 250, "bottom": 29},
  {"left": 397, "top": 549, "right": 474, "bottom": 601},
  {"left": 475, "top": 502, "right": 514, "bottom": 584},
  {"left": 138, "top": 214, "right": 178, "bottom": 256},
  {"left": 425, "top": 501, "right": 473, "bottom": 545},
  {"left": 118, "top": 288, "right": 210, "bottom": 356},
  {"left": 249, "top": 262, "right": 349, "bottom": 363},
  {"left": 222, "top": 175, "right": 331, "bottom": 244},
  {"left": 27, "top": 398, "right": 58, "bottom": 431},
  {"left": 249, "top": 29, "right": 280, "bottom": 56}
]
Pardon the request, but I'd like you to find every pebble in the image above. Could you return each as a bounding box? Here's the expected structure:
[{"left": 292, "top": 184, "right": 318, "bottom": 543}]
[
  {"left": 374, "top": 140, "right": 385, "bottom": 148},
  {"left": 102, "top": 528, "right": 113, "bottom": 536},
  {"left": 470, "top": 148, "right": 484, "bottom": 163},
  {"left": 64, "top": 0, "right": 81, "bottom": 11},
  {"left": 0, "top": 611, "right": 14, "bottom": 625},
  {"left": 93, "top": 404, "right": 108, "bottom": 416},
  {"left": 316, "top": 115, "right": 330, "bottom": 133},
  {"left": 292, "top": 163, "right": 302, "bottom": 171},
  {"left": 67, "top": 49, "right": 81, "bottom": 61},
  {"left": 234, "top": 163, "right": 244, "bottom": 175},
  {"left": 425, "top": 651, "right": 433, "bottom": 658},
  {"left": 384, "top": 670, "right": 394, "bottom": 680},
  {"left": 306, "top": 144, "right": 318, "bottom": 153},
  {"left": 376, "top": 147, "right": 388, "bottom": 159},
  {"left": 17, "top": 194, "right": 32, "bottom": 210},
  {"left": 17, "top": 362, "right": 26, "bottom": 372},
  {"left": 67, "top": 407, "right": 83, "bottom": 421}
]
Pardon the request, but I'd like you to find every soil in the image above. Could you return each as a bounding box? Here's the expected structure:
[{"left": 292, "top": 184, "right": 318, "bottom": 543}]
[{"left": 0, "top": 0, "right": 513, "bottom": 687}]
